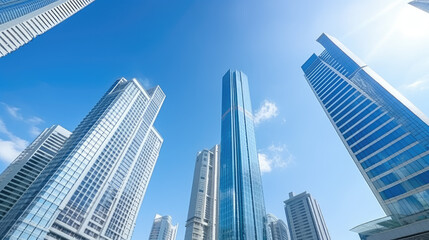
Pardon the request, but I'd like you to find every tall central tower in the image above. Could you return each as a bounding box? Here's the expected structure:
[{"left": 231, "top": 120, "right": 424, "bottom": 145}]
[{"left": 219, "top": 70, "right": 267, "bottom": 240}]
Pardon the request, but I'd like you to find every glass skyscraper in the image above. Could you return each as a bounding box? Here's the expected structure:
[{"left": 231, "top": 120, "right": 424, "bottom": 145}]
[
  {"left": 302, "top": 33, "right": 429, "bottom": 239},
  {"left": 185, "top": 145, "right": 219, "bottom": 240},
  {"left": 0, "top": 0, "right": 94, "bottom": 57},
  {"left": 0, "top": 78, "right": 165, "bottom": 240},
  {"left": 149, "top": 214, "right": 178, "bottom": 240},
  {"left": 219, "top": 70, "right": 267, "bottom": 240},
  {"left": 0, "top": 125, "right": 71, "bottom": 221},
  {"left": 284, "top": 192, "right": 330, "bottom": 240},
  {"left": 409, "top": 0, "right": 429, "bottom": 13}
]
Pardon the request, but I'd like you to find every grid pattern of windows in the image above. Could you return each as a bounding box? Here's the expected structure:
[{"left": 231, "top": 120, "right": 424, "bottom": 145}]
[
  {"left": 0, "top": 78, "right": 165, "bottom": 240},
  {"left": 185, "top": 145, "right": 219, "bottom": 240},
  {"left": 0, "top": 0, "right": 94, "bottom": 57},
  {"left": 284, "top": 192, "right": 330, "bottom": 240},
  {"left": 148, "top": 214, "right": 178, "bottom": 240},
  {"left": 266, "top": 214, "right": 289, "bottom": 240},
  {"left": 219, "top": 70, "right": 266, "bottom": 240},
  {"left": 302, "top": 33, "right": 429, "bottom": 218},
  {"left": 0, "top": 125, "right": 71, "bottom": 221}
]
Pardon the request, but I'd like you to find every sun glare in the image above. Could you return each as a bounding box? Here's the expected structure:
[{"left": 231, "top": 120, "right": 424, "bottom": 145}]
[{"left": 395, "top": 5, "right": 429, "bottom": 38}]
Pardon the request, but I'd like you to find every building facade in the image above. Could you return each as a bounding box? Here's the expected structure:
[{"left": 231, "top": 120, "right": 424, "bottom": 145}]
[
  {"left": 0, "top": 0, "right": 94, "bottom": 57},
  {"left": 284, "top": 192, "right": 330, "bottom": 240},
  {"left": 149, "top": 214, "right": 178, "bottom": 240},
  {"left": 302, "top": 33, "right": 429, "bottom": 239},
  {"left": 409, "top": 0, "right": 429, "bottom": 13},
  {"left": 0, "top": 78, "right": 165, "bottom": 240},
  {"left": 219, "top": 70, "right": 267, "bottom": 240},
  {"left": 0, "top": 125, "right": 71, "bottom": 221},
  {"left": 265, "top": 214, "right": 289, "bottom": 240},
  {"left": 185, "top": 145, "right": 219, "bottom": 240}
]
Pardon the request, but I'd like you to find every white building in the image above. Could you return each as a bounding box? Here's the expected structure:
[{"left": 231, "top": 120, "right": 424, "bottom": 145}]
[
  {"left": 284, "top": 192, "right": 330, "bottom": 240},
  {"left": 184, "top": 145, "right": 219, "bottom": 240},
  {"left": 0, "top": 0, "right": 94, "bottom": 57},
  {"left": 266, "top": 214, "right": 290, "bottom": 240},
  {"left": 149, "top": 214, "right": 178, "bottom": 240},
  {"left": 0, "top": 125, "right": 71, "bottom": 221},
  {"left": 0, "top": 78, "right": 165, "bottom": 240}
]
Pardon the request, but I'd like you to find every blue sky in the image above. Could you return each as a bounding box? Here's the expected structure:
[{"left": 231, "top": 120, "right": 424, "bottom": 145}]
[{"left": 1, "top": 0, "right": 429, "bottom": 239}]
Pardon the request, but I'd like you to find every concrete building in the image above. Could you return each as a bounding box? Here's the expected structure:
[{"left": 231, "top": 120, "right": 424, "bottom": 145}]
[
  {"left": 149, "top": 214, "right": 178, "bottom": 240},
  {"left": 284, "top": 192, "right": 330, "bottom": 240},
  {"left": 185, "top": 145, "right": 219, "bottom": 240}
]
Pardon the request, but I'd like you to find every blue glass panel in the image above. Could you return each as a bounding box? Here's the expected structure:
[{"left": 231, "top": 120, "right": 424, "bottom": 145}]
[
  {"left": 333, "top": 95, "right": 364, "bottom": 122},
  {"left": 346, "top": 113, "right": 389, "bottom": 145},
  {"left": 339, "top": 103, "right": 377, "bottom": 133},
  {"left": 314, "top": 72, "right": 337, "bottom": 93},
  {"left": 368, "top": 145, "right": 427, "bottom": 179},
  {"left": 351, "top": 121, "right": 397, "bottom": 153},
  {"left": 319, "top": 76, "right": 342, "bottom": 98},
  {"left": 329, "top": 91, "right": 360, "bottom": 117},
  {"left": 337, "top": 99, "right": 371, "bottom": 128},
  {"left": 356, "top": 128, "right": 407, "bottom": 160},
  {"left": 320, "top": 78, "right": 344, "bottom": 102},
  {"left": 362, "top": 135, "right": 416, "bottom": 168},
  {"left": 380, "top": 184, "right": 406, "bottom": 200},
  {"left": 326, "top": 86, "right": 354, "bottom": 110}
]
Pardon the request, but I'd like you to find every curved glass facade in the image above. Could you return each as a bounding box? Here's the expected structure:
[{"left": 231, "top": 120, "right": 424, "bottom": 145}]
[
  {"left": 302, "top": 33, "right": 429, "bottom": 218},
  {"left": 219, "top": 70, "right": 266, "bottom": 240}
]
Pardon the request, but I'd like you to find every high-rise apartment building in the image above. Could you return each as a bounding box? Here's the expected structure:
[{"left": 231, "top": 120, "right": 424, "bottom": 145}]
[
  {"left": 149, "top": 214, "right": 178, "bottom": 240},
  {"left": 185, "top": 145, "right": 219, "bottom": 240},
  {"left": 0, "top": 125, "right": 71, "bottom": 221},
  {"left": 265, "top": 214, "right": 289, "bottom": 240},
  {"left": 219, "top": 70, "right": 267, "bottom": 240},
  {"left": 0, "top": 78, "right": 165, "bottom": 240},
  {"left": 409, "top": 0, "right": 429, "bottom": 13},
  {"left": 0, "top": 0, "right": 94, "bottom": 57},
  {"left": 284, "top": 192, "right": 330, "bottom": 240},
  {"left": 302, "top": 33, "right": 429, "bottom": 239}
]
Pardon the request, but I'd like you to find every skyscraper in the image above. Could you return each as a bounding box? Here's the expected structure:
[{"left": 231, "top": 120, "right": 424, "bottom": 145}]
[
  {"left": 185, "top": 145, "right": 219, "bottom": 240},
  {"left": 0, "top": 0, "right": 94, "bottom": 57},
  {"left": 219, "top": 70, "right": 267, "bottom": 240},
  {"left": 265, "top": 214, "right": 290, "bottom": 240},
  {"left": 0, "top": 78, "right": 165, "bottom": 240},
  {"left": 149, "top": 214, "right": 178, "bottom": 240},
  {"left": 302, "top": 33, "right": 429, "bottom": 239},
  {"left": 284, "top": 192, "right": 330, "bottom": 240},
  {"left": 409, "top": 0, "right": 429, "bottom": 13},
  {"left": 0, "top": 125, "right": 71, "bottom": 221}
]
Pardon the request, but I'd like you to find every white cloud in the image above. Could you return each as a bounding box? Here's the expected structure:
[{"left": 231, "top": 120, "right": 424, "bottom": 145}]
[
  {"left": 30, "top": 126, "right": 41, "bottom": 137},
  {"left": 0, "top": 139, "right": 27, "bottom": 163},
  {"left": 258, "top": 144, "right": 294, "bottom": 174},
  {"left": 258, "top": 153, "right": 272, "bottom": 173},
  {"left": 405, "top": 76, "right": 429, "bottom": 91},
  {"left": 3, "top": 104, "right": 23, "bottom": 120},
  {"left": 0, "top": 119, "right": 28, "bottom": 163},
  {"left": 1, "top": 103, "right": 44, "bottom": 136},
  {"left": 254, "top": 100, "right": 278, "bottom": 125},
  {"left": 28, "top": 116, "right": 44, "bottom": 125}
]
